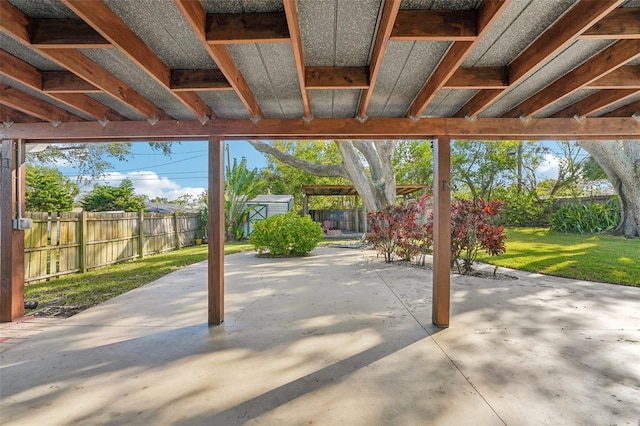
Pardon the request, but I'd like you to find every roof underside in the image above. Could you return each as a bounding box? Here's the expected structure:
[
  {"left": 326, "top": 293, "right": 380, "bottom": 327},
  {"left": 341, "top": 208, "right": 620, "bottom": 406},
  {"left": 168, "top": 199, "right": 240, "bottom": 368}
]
[{"left": 0, "top": 0, "right": 639, "bottom": 141}]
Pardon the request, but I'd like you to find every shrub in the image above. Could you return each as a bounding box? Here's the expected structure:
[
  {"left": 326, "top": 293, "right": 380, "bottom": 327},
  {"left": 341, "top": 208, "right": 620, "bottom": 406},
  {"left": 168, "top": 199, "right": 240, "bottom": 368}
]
[
  {"left": 250, "top": 212, "right": 323, "bottom": 256},
  {"left": 549, "top": 199, "right": 620, "bottom": 234},
  {"left": 494, "top": 187, "right": 551, "bottom": 227}
]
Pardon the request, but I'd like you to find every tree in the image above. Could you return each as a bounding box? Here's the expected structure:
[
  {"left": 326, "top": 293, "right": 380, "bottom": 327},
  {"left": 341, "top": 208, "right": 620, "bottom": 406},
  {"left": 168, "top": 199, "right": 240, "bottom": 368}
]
[
  {"left": 80, "top": 179, "right": 146, "bottom": 212},
  {"left": 225, "top": 157, "right": 263, "bottom": 241},
  {"left": 248, "top": 139, "right": 398, "bottom": 211},
  {"left": 576, "top": 140, "right": 640, "bottom": 238},
  {"left": 394, "top": 140, "right": 434, "bottom": 187},
  {"left": 25, "top": 165, "right": 79, "bottom": 212}
]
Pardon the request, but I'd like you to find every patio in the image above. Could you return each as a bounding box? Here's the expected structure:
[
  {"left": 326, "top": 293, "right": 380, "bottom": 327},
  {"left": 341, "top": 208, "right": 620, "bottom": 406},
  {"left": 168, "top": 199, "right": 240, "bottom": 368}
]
[{"left": 1, "top": 246, "right": 638, "bottom": 425}]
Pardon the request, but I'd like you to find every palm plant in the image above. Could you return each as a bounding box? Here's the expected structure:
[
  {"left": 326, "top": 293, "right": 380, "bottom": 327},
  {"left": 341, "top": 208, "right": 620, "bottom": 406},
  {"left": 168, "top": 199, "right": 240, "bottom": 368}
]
[{"left": 225, "top": 157, "right": 263, "bottom": 241}]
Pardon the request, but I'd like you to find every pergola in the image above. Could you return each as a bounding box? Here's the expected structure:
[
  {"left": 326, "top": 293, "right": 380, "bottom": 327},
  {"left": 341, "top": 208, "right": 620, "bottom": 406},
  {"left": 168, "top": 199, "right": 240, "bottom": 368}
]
[{"left": 1, "top": 0, "right": 639, "bottom": 327}]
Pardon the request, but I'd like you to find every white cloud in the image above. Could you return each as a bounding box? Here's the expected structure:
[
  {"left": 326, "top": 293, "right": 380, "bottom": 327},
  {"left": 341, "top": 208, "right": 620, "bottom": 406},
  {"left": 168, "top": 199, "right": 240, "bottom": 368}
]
[
  {"left": 538, "top": 153, "right": 559, "bottom": 179},
  {"left": 88, "top": 171, "right": 205, "bottom": 201}
]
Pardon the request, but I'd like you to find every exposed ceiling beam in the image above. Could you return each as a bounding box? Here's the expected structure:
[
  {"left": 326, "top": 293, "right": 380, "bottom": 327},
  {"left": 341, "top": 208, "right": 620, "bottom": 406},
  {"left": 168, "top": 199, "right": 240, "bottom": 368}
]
[
  {"left": 305, "top": 67, "right": 369, "bottom": 89},
  {"left": 357, "top": 0, "right": 401, "bottom": 119},
  {"left": 504, "top": 39, "right": 640, "bottom": 118},
  {"left": 579, "top": 8, "right": 640, "bottom": 40},
  {"left": 0, "top": 49, "right": 113, "bottom": 121},
  {"left": 170, "top": 69, "right": 232, "bottom": 91},
  {"left": 552, "top": 89, "right": 639, "bottom": 118},
  {"left": 62, "top": 0, "right": 212, "bottom": 121},
  {"left": 601, "top": 99, "right": 640, "bottom": 117},
  {"left": 283, "top": 0, "right": 311, "bottom": 119},
  {"left": 587, "top": 66, "right": 640, "bottom": 89},
  {"left": 407, "top": 0, "right": 511, "bottom": 120},
  {"left": 444, "top": 66, "right": 508, "bottom": 89},
  {"left": 0, "top": 105, "right": 45, "bottom": 124},
  {"left": 0, "top": 85, "right": 83, "bottom": 123},
  {"left": 205, "top": 12, "right": 290, "bottom": 44},
  {"left": 0, "top": 0, "right": 170, "bottom": 122},
  {"left": 30, "top": 18, "right": 110, "bottom": 48},
  {"left": 455, "top": 0, "right": 624, "bottom": 118},
  {"left": 1, "top": 117, "right": 637, "bottom": 140},
  {"left": 390, "top": 10, "right": 477, "bottom": 41},
  {"left": 175, "top": 0, "right": 264, "bottom": 120},
  {"left": 42, "top": 71, "right": 101, "bottom": 93}
]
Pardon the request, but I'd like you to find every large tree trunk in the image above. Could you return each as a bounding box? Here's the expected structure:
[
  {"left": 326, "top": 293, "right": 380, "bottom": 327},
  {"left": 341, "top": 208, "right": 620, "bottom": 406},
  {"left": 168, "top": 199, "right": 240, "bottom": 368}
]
[
  {"left": 247, "top": 139, "right": 396, "bottom": 211},
  {"left": 577, "top": 140, "right": 640, "bottom": 238}
]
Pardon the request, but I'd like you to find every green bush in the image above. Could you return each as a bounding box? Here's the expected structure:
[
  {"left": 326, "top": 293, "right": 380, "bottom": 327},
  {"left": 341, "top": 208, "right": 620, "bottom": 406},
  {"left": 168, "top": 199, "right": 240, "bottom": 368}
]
[
  {"left": 549, "top": 199, "right": 620, "bottom": 234},
  {"left": 494, "top": 187, "right": 551, "bottom": 227},
  {"left": 250, "top": 212, "right": 323, "bottom": 256}
]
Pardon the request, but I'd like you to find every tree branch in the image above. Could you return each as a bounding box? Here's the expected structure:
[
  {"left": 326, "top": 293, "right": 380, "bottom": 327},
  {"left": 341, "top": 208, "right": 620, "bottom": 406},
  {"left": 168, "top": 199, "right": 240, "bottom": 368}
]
[{"left": 247, "top": 140, "right": 348, "bottom": 178}]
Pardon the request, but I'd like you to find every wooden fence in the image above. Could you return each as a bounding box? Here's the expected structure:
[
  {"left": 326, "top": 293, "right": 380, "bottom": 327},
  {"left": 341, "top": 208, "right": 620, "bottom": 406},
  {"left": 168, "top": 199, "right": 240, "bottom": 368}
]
[{"left": 23, "top": 211, "right": 199, "bottom": 283}]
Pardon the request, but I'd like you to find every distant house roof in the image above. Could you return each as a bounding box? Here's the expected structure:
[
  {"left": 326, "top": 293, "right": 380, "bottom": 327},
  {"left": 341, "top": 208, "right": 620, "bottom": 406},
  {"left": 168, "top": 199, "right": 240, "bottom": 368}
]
[
  {"left": 145, "top": 203, "right": 199, "bottom": 213},
  {"left": 249, "top": 195, "right": 294, "bottom": 204},
  {"left": 302, "top": 185, "right": 428, "bottom": 197}
]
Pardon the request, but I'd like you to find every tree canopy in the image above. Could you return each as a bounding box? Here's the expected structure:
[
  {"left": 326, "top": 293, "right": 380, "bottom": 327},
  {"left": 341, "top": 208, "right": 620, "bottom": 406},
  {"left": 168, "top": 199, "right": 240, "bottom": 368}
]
[
  {"left": 80, "top": 179, "right": 146, "bottom": 212},
  {"left": 25, "top": 165, "right": 79, "bottom": 213}
]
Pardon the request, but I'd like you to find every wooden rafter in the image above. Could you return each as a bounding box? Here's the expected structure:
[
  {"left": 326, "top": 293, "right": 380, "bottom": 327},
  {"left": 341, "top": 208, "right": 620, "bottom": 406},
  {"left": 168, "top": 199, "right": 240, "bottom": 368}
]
[
  {"left": 283, "top": 0, "right": 311, "bottom": 119},
  {"left": 444, "top": 66, "right": 508, "bottom": 89},
  {"left": 62, "top": 0, "right": 213, "bottom": 121},
  {"left": 175, "top": 0, "right": 263, "bottom": 120},
  {"left": 390, "top": 10, "right": 477, "bottom": 41},
  {"left": 206, "top": 13, "right": 290, "bottom": 44},
  {"left": 552, "top": 89, "right": 639, "bottom": 118},
  {"left": 305, "top": 67, "right": 369, "bottom": 89},
  {"left": 455, "top": 0, "right": 624, "bottom": 118},
  {"left": 0, "top": 85, "right": 83, "bottom": 123},
  {"left": 601, "top": 99, "right": 640, "bottom": 117},
  {"left": 504, "top": 39, "right": 640, "bottom": 118},
  {"left": 357, "top": 0, "right": 401, "bottom": 119},
  {"left": 30, "top": 18, "right": 110, "bottom": 48},
  {"left": 587, "top": 66, "right": 640, "bottom": 89},
  {"left": 0, "top": 105, "right": 44, "bottom": 123},
  {"left": 42, "top": 71, "right": 101, "bottom": 93},
  {"left": 406, "top": 0, "right": 511, "bottom": 120},
  {"left": 2, "top": 117, "right": 638, "bottom": 141},
  {"left": 579, "top": 8, "right": 640, "bottom": 40},
  {"left": 170, "top": 69, "right": 232, "bottom": 92}
]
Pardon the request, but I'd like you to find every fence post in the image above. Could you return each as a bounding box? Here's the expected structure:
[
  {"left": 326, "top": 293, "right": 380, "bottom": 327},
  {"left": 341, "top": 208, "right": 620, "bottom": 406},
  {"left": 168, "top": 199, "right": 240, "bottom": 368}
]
[
  {"left": 79, "top": 211, "right": 87, "bottom": 273},
  {"left": 173, "top": 211, "right": 180, "bottom": 249},
  {"left": 138, "top": 210, "right": 145, "bottom": 259}
]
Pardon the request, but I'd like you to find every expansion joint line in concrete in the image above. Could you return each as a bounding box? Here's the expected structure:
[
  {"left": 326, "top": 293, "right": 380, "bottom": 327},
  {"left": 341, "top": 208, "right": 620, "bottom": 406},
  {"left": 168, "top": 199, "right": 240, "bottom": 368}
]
[
  {"left": 374, "top": 269, "right": 508, "bottom": 426},
  {"left": 230, "top": 273, "right": 268, "bottom": 326}
]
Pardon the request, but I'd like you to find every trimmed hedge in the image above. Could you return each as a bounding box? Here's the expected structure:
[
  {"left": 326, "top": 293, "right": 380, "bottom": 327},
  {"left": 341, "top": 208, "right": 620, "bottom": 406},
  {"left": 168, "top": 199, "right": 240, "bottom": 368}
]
[{"left": 250, "top": 212, "right": 323, "bottom": 256}]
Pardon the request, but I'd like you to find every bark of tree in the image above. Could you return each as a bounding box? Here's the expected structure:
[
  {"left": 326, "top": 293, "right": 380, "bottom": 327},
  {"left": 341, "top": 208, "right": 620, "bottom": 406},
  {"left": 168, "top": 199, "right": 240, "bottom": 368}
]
[
  {"left": 577, "top": 140, "right": 640, "bottom": 238},
  {"left": 247, "top": 140, "right": 397, "bottom": 211}
]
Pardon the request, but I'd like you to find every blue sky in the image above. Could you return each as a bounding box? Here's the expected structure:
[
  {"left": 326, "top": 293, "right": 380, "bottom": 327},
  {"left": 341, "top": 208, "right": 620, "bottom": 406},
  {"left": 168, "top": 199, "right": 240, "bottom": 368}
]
[{"left": 71, "top": 140, "right": 269, "bottom": 201}]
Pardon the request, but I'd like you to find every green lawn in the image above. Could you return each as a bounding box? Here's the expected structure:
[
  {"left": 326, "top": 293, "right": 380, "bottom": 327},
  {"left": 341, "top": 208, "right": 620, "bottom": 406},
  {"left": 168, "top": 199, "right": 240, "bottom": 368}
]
[
  {"left": 25, "top": 242, "right": 253, "bottom": 310},
  {"left": 476, "top": 228, "right": 640, "bottom": 286}
]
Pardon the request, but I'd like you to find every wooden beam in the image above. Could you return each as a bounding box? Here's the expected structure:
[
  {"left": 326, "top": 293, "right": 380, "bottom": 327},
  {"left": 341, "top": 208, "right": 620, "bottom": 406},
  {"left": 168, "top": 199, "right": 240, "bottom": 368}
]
[
  {"left": 455, "top": 0, "right": 624, "bottom": 118},
  {"left": 587, "top": 66, "right": 640, "bottom": 89},
  {"left": 444, "top": 66, "right": 508, "bottom": 89},
  {"left": 358, "top": 0, "right": 401, "bottom": 119},
  {"left": 1, "top": 140, "right": 25, "bottom": 322},
  {"left": 579, "top": 8, "right": 640, "bottom": 40},
  {"left": 432, "top": 136, "right": 451, "bottom": 327},
  {"left": 0, "top": 0, "right": 31, "bottom": 44},
  {"left": 305, "top": 67, "right": 369, "bottom": 89},
  {"left": 62, "top": 0, "right": 212, "bottom": 121},
  {"left": 2, "top": 117, "right": 638, "bottom": 140},
  {"left": 284, "top": 0, "right": 311, "bottom": 119},
  {"left": 208, "top": 137, "right": 224, "bottom": 325},
  {"left": 170, "top": 69, "right": 232, "bottom": 91},
  {"left": 552, "top": 89, "right": 639, "bottom": 118},
  {"left": 601, "top": 99, "right": 640, "bottom": 117},
  {"left": 504, "top": 39, "right": 640, "bottom": 118},
  {"left": 0, "top": 85, "right": 83, "bottom": 123},
  {"left": 176, "top": 0, "right": 263, "bottom": 120},
  {"left": 391, "top": 9, "right": 477, "bottom": 41},
  {"left": 30, "top": 18, "right": 111, "bottom": 48},
  {"left": 206, "top": 12, "right": 290, "bottom": 44},
  {"left": 42, "top": 71, "right": 101, "bottom": 93},
  {"left": 0, "top": 105, "right": 45, "bottom": 123},
  {"left": 407, "top": 1, "right": 511, "bottom": 119},
  {"left": 0, "top": 49, "right": 41, "bottom": 90}
]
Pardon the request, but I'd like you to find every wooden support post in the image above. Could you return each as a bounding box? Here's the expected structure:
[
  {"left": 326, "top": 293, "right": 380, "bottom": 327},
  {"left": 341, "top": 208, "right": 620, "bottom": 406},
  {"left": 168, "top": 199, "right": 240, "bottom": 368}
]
[
  {"left": 173, "top": 211, "right": 180, "bottom": 249},
  {"left": 137, "top": 210, "right": 144, "bottom": 260},
  {"left": 208, "top": 137, "right": 224, "bottom": 325},
  {"left": 79, "top": 211, "right": 88, "bottom": 272},
  {"left": 432, "top": 136, "right": 451, "bottom": 327},
  {"left": 1, "top": 140, "right": 25, "bottom": 321}
]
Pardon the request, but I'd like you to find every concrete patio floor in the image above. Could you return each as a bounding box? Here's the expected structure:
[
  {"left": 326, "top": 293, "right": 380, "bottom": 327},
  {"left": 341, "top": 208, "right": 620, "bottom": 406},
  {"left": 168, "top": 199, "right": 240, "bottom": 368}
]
[{"left": 1, "top": 247, "right": 639, "bottom": 425}]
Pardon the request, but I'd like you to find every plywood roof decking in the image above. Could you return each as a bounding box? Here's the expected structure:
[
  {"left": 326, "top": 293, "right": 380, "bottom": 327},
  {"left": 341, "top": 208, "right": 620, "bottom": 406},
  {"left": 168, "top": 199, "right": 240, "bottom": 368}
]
[{"left": 0, "top": 0, "right": 639, "bottom": 141}]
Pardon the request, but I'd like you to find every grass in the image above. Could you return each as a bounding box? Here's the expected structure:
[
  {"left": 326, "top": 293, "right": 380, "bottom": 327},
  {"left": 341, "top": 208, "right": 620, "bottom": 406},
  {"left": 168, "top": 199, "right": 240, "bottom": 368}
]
[
  {"left": 25, "top": 242, "right": 253, "bottom": 310},
  {"left": 476, "top": 228, "right": 640, "bottom": 286}
]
